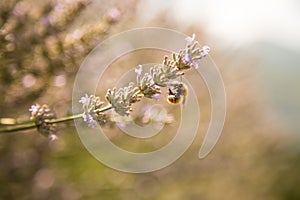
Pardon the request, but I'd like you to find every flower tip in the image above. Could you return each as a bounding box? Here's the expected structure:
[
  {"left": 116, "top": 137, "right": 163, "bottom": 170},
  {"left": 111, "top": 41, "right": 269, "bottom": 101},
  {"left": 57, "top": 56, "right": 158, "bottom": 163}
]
[
  {"left": 79, "top": 94, "right": 90, "bottom": 105},
  {"left": 185, "top": 33, "right": 196, "bottom": 44},
  {"left": 29, "top": 104, "right": 40, "bottom": 116},
  {"left": 192, "top": 33, "right": 196, "bottom": 39},
  {"left": 203, "top": 45, "right": 210, "bottom": 52},
  {"left": 194, "top": 63, "right": 199, "bottom": 69},
  {"left": 201, "top": 45, "right": 211, "bottom": 57}
]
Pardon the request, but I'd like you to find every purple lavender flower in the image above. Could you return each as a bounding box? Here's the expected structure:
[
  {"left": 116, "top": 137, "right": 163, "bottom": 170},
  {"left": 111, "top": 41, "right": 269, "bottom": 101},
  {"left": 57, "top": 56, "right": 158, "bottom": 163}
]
[
  {"left": 183, "top": 52, "right": 199, "bottom": 69},
  {"left": 29, "top": 104, "right": 40, "bottom": 116},
  {"left": 79, "top": 94, "right": 105, "bottom": 128},
  {"left": 201, "top": 45, "right": 210, "bottom": 57},
  {"left": 29, "top": 104, "right": 57, "bottom": 140},
  {"left": 79, "top": 94, "right": 90, "bottom": 109},
  {"left": 181, "top": 34, "right": 211, "bottom": 69},
  {"left": 82, "top": 113, "right": 97, "bottom": 128}
]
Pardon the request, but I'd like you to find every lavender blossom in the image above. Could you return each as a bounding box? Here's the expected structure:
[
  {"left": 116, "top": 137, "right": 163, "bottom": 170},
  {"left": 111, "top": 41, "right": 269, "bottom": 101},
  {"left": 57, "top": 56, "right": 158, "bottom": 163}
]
[
  {"left": 79, "top": 94, "right": 90, "bottom": 108},
  {"left": 79, "top": 94, "right": 105, "bottom": 127},
  {"left": 82, "top": 113, "right": 97, "bottom": 128},
  {"left": 138, "top": 72, "right": 161, "bottom": 99},
  {"left": 29, "top": 104, "right": 40, "bottom": 116},
  {"left": 106, "top": 83, "right": 142, "bottom": 116},
  {"left": 183, "top": 52, "right": 199, "bottom": 69},
  {"left": 29, "top": 104, "right": 57, "bottom": 139},
  {"left": 201, "top": 45, "right": 210, "bottom": 57}
]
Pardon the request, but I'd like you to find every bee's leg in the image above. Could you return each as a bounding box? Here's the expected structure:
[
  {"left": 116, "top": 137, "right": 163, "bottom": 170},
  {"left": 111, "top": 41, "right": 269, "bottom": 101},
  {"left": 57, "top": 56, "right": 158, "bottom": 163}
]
[
  {"left": 168, "top": 88, "right": 175, "bottom": 95},
  {"left": 182, "top": 95, "right": 186, "bottom": 105}
]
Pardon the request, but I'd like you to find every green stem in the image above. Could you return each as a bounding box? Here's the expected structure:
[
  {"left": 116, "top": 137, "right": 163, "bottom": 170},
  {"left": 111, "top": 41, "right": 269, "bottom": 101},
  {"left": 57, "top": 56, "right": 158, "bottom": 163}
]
[
  {"left": 48, "top": 113, "right": 83, "bottom": 124},
  {"left": 0, "top": 123, "right": 36, "bottom": 133},
  {"left": 93, "top": 105, "right": 113, "bottom": 114},
  {"left": 0, "top": 118, "right": 33, "bottom": 125},
  {"left": 0, "top": 105, "right": 113, "bottom": 134}
]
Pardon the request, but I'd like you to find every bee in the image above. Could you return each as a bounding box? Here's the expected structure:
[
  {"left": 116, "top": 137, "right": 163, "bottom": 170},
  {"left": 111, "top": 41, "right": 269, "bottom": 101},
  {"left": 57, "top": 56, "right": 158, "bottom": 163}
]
[{"left": 167, "top": 82, "right": 188, "bottom": 105}]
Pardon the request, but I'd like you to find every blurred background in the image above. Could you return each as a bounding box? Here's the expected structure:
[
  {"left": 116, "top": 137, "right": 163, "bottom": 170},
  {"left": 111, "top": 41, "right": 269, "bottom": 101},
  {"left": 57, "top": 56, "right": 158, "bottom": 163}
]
[{"left": 1, "top": 0, "right": 300, "bottom": 199}]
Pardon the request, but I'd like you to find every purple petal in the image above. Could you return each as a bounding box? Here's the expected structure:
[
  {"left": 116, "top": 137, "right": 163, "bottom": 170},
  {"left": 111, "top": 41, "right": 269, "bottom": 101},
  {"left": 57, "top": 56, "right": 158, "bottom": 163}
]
[{"left": 29, "top": 104, "right": 40, "bottom": 115}]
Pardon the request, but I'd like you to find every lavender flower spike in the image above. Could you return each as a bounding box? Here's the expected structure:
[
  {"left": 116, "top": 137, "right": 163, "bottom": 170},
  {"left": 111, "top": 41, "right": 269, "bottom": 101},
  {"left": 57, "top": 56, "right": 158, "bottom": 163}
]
[{"left": 182, "top": 34, "right": 211, "bottom": 69}]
